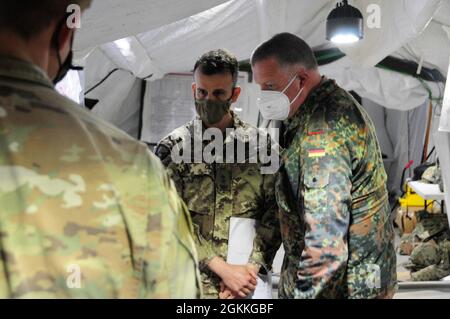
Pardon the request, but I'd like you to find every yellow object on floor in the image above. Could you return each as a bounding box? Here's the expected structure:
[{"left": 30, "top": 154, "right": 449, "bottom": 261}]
[
  {"left": 396, "top": 185, "right": 434, "bottom": 234},
  {"left": 399, "top": 185, "right": 434, "bottom": 209}
]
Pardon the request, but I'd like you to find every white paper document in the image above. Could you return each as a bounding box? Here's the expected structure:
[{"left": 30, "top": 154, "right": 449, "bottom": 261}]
[{"left": 227, "top": 217, "right": 273, "bottom": 299}]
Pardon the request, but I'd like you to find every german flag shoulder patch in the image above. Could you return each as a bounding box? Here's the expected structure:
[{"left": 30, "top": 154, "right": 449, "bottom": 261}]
[{"left": 308, "top": 148, "right": 326, "bottom": 158}]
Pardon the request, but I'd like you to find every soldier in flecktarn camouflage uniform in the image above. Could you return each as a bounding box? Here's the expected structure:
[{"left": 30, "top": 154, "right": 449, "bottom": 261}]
[
  {"left": 252, "top": 33, "right": 397, "bottom": 299},
  {"left": 0, "top": 0, "right": 201, "bottom": 298},
  {"left": 156, "top": 50, "right": 281, "bottom": 299}
]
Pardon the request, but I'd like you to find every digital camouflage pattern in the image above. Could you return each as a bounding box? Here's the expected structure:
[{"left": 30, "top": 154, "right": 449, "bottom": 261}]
[
  {"left": 399, "top": 211, "right": 450, "bottom": 255},
  {"left": 155, "top": 114, "right": 281, "bottom": 298},
  {"left": 410, "top": 240, "right": 450, "bottom": 281},
  {"left": 400, "top": 211, "right": 450, "bottom": 281},
  {"left": 0, "top": 56, "right": 201, "bottom": 298},
  {"left": 410, "top": 241, "right": 441, "bottom": 268},
  {"left": 277, "top": 78, "right": 397, "bottom": 299}
]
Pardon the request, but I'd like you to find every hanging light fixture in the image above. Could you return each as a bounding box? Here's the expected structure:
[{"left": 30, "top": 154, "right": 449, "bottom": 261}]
[{"left": 326, "top": 0, "right": 364, "bottom": 44}]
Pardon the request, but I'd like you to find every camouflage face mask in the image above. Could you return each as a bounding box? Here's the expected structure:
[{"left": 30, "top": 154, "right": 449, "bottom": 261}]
[{"left": 195, "top": 98, "right": 231, "bottom": 126}]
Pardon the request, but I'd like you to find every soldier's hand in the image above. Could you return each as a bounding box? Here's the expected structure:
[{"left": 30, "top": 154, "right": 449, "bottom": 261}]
[
  {"left": 246, "top": 263, "right": 260, "bottom": 277},
  {"left": 219, "top": 282, "right": 236, "bottom": 299},
  {"left": 219, "top": 264, "right": 257, "bottom": 298},
  {"left": 220, "top": 281, "right": 248, "bottom": 299}
]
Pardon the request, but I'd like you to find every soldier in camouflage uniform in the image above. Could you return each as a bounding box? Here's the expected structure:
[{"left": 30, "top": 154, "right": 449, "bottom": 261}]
[
  {"left": 0, "top": 0, "right": 200, "bottom": 298},
  {"left": 252, "top": 33, "right": 397, "bottom": 299},
  {"left": 155, "top": 49, "right": 281, "bottom": 299}
]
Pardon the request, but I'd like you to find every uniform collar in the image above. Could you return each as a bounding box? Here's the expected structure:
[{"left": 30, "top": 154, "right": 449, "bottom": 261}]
[
  {"left": 0, "top": 55, "right": 54, "bottom": 89},
  {"left": 305, "top": 77, "right": 339, "bottom": 106},
  {"left": 283, "top": 77, "right": 338, "bottom": 132}
]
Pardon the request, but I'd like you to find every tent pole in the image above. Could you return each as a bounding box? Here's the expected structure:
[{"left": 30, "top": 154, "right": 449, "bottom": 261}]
[{"left": 422, "top": 101, "right": 433, "bottom": 163}]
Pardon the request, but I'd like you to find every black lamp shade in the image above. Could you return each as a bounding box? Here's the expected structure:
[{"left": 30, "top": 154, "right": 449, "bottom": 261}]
[{"left": 326, "top": 1, "right": 364, "bottom": 43}]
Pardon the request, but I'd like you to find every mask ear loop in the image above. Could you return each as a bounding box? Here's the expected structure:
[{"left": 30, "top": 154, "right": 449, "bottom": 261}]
[
  {"left": 281, "top": 74, "right": 298, "bottom": 94},
  {"left": 290, "top": 84, "right": 304, "bottom": 106},
  {"left": 52, "top": 14, "right": 83, "bottom": 72},
  {"left": 51, "top": 16, "right": 67, "bottom": 68},
  {"left": 282, "top": 75, "right": 304, "bottom": 106}
]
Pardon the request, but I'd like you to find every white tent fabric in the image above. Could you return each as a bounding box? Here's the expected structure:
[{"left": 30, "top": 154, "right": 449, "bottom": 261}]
[
  {"left": 337, "top": 0, "right": 443, "bottom": 70},
  {"left": 89, "top": 70, "right": 142, "bottom": 139},
  {"left": 320, "top": 57, "right": 443, "bottom": 110},
  {"left": 362, "top": 99, "right": 430, "bottom": 194},
  {"left": 75, "top": 0, "right": 448, "bottom": 72},
  {"left": 394, "top": 20, "right": 450, "bottom": 77},
  {"left": 102, "top": 0, "right": 262, "bottom": 79},
  {"left": 75, "top": 0, "right": 449, "bottom": 111},
  {"left": 74, "top": 0, "right": 229, "bottom": 51},
  {"left": 440, "top": 63, "right": 450, "bottom": 132},
  {"left": 55, "top": 70, "right": 84, "bottom": 105},
  {"left": 63, "top": 0, "right": 450, "bottom": 194},
  {"left": 82, "top": 47, "right": 120, "bottom": 94}
]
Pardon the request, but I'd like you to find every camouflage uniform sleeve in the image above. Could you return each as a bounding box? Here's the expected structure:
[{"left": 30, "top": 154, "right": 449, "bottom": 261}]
[
  {"left": 0, "top": 244, "right": 8, "bottom": 297},
  {"left": 295, "top": 103, "right": 366, "bottom": 299},
  {"left": 191, "top": 223, "right": 218, "bottom": 269},
  {"left": 155, "top": 140, "right": 217, "bottom": 268},
  {"left": 146, "top": 150, "right": 202, "bottom": 298},
  {"left": 154, "top": 142, "right": 183, "bottom": 194},
  {"left": 249, "top": 152, "right": 282, "bottom": 271}
]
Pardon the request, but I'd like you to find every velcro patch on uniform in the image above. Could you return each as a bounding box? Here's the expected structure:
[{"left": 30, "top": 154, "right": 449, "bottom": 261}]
[
  {"left": 308, "top": 148, "right": 326, "bottom": 158},
  {"left": 307, "top": 130, "right": 324, "bottom": 136}
]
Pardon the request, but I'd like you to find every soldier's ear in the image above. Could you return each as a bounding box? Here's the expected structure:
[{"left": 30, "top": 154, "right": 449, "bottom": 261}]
[
  {"left": 231, "top": 86, "right": 241, "bottom": 103},
  {"left": 191, "top": 82, "right": 196, "bottom": 98},
  {"left": 297, "top": 68, "right": 309, "bottom": 84}
]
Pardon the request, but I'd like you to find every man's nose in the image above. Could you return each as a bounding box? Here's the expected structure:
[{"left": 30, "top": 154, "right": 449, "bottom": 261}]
[{"left": 206, "top": 95, "right": 220, "bottom": 101}]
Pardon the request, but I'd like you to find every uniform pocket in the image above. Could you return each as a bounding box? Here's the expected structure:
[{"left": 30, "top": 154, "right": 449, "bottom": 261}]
[
  {"left": 182, "top": 163, "right": 215, "bottom": 240},
  {"left": 232, "top": 164, "right": 260, "bottom": 217},
  {"left": 182, "top": 163, "right": 214, "bottom": 215},
  {"left": 347, "top": 263, "right": 383, "bottom": 299},
  {"left": 303, "top": 157, "right": 329, "bottom": 213}
]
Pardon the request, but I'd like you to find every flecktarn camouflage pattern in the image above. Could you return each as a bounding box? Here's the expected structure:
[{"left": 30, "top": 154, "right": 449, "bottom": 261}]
[{"left": 277, "top": 78, "right": 397, "bottom": 299}]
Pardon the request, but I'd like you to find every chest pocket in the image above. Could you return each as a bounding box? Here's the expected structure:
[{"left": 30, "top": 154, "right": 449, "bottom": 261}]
[
  {"left": 302, "top": 155, "right": 330, "bottom": 215},
  {"left": 231, "top": 163, "right": 260, "bottom": 218},
  {"left": 301, "top": 110, "right": 330, "bottom": 215},
  {"left": 182, "top": 163, "right": 214, "bottom": 216},
  {"left": 182, "top": 163, "right": 215, "bottom": 240}
]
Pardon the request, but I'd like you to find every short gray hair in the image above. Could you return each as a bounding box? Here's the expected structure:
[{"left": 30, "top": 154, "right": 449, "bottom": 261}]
[{"left": 251, "top": 32, "right": 318, "bottom": 70}]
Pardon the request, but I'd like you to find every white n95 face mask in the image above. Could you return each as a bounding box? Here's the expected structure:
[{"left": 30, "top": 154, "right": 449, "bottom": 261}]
[
  {"left": 256, "top": 75, "right": 303, "bottom": 121},
  {"left": 257, "top": 90, "right": 291, "bottom": 121}
]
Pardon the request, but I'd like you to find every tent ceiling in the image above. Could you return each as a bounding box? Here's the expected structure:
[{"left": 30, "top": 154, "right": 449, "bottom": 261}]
[
  {"left": 74, "top": 0, "right": 230, "bottom": 50},
  {"left": 434, "top": 0, "right": 450, "bottom": 26},
  {"left": 75, "top": 0, "right": 450, "bottom": 111},
  {"left": 76, "top": 0, "right": 449, "bottom": 74},
  {"left": 336, "top": 0, "right": 442, "bottom": 69},
  {"left": 394, "top": 20, "right": 450, "bottom": 78}
]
